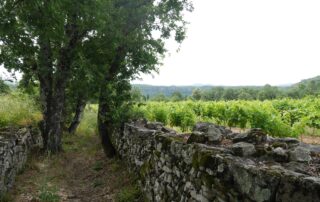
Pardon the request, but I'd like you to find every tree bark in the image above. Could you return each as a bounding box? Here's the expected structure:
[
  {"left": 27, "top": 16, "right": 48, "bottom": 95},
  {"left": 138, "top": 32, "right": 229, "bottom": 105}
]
[
  {"left": 38, "top": 36, "right": 54, "bottom": 152},
  {"left": 68, "top": 98, "right": 86, "bottom": 134},
  {"left": 98, "top": 47, "right": 126, "bottom": 158},
  {"left": 98, "top": 94, "right": 117, "bottom": 158},
  {"left": 37, "top": 15, "right": 81, "bottom": 153}
]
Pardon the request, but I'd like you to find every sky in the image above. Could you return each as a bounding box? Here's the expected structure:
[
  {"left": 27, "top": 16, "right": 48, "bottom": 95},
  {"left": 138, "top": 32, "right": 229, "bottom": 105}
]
[{"left": 133, "top": 0, "right": 320, "bottom": 86}]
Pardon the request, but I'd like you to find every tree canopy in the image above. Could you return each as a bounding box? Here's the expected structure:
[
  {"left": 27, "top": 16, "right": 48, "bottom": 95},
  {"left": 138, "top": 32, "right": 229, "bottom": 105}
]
[{"left": 0, "top": 0, "right": 193, "bottom": 154}]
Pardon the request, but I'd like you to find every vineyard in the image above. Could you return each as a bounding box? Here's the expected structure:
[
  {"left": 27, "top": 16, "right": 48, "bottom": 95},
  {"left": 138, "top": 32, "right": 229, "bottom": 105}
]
[{"left": 132, "top": 97, "right": 320, "bottom": 137}]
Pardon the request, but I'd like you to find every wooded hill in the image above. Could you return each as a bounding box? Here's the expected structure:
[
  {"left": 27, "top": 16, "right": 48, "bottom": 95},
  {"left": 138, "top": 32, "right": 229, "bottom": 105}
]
[{"left": 133, "top": 75, "right": 320, "bottom": 100}]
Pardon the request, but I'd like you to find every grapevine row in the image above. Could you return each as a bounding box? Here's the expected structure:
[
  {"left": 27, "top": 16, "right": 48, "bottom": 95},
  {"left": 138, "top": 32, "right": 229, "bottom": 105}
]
[{"left": 131, "top": 97, "right": 320, "bottom": 137}]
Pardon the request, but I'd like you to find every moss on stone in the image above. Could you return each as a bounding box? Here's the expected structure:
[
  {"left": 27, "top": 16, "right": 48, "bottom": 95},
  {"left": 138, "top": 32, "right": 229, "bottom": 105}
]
[
  {"left": 154, "top": 150, "right": 161, "bottom": 158},
  {"left": 155, "top": 135, "right": 173, "bottom": 151},
  {"left": 201, "top": 173, "right": 216, "bottom": 187},
  {"left": 271, "top": 142, "right": 288, "bottom": 149},
  {"left": 192, "top": 150, "right": 215, "bottom": 170},
  {"left": 140, "top": 159, "right": 154, "bottom": 177},
  {"left": 169, "top": 136, "right": 184, "bottom": 143}
]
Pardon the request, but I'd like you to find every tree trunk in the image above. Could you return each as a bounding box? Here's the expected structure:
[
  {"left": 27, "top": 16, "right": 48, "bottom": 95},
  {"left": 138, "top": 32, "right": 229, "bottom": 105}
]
[
  {"left": 38, "top": 36, "right": 53, "bottom": 152},
  {"left": 39, "top": 73, "right": 67, "bottom": 153},
  {"left": 68, "top": 98, "right": 86, "bottom": 134},
  {"left": 45, "top": 15, "right": 82, "bottom": 152},
  {"left": 38, "top": 38, "right": 77, "bottom": 153},
  {"left": 98, "top": 89, "right": 116, "bottom": 157},
  {"left": 38, "top": 80, "right": 52, "bottom": 151},
  {"left": 35, "top": 8, "right": 82, "bottom": 153},
  {"left": 97, "top": 47, "right": 126, "bottom": 158},
  {"left": 98, "top": 77, "right": 118, "bottom": 157},
  {"left": 46, "top": 85, "right": 66, "bottom": 153}
]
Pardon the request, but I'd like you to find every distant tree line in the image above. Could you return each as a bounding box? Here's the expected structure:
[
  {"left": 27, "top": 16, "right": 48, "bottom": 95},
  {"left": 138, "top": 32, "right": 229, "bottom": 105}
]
[{"left": 132, "top": 78, "right": 320, "bottom": 102}]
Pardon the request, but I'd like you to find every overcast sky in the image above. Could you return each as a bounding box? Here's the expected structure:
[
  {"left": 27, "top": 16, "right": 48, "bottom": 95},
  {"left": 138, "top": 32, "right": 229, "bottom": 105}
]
[{"left": 133, "top": 0, "right": 320, "bottom": 86}]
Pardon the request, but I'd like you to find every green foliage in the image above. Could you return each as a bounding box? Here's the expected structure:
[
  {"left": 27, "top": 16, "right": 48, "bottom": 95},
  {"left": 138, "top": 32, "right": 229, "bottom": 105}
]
[
  {"left": 38, "top": 185, "right": 60, "bottom": 202},
  {"left": 151, "top": 93, "right": 168, "bottom": 102},
  {"left": 128, "top": 105, "right": 149, "bottom": 120},
  {"left": 133, "top": 97, "right": 320, "bottom": 137},
  {"left": 170, "top": 91, "right": 184, "bottom": 102},
  {"left": 0, "top": 92, "right": 41, "bottom": 127},
  {"left": 167, "top": 104, "right": 195, "bottom": 131},
  {"left": 76, "top": 105, "right": 97, "bottom": 135},
  {"left": 180, "top": 109, "right": 196, "bottom": 131},
  {"left": 152, "top": 107, "right": 168, "bottom": 125},
  {"left": 168, "top": 107, "right": 184, "bottom": 128},
  {"left": 134, "top": 75, "right": 320, "bottom": 101},
  {"left": 131, "top": 87, "right": 145, "bottom": 103},
  {"left": 115, "top": 185, "right": 143, "bottom": 202},
  {"left": 0, "top": 79, "right": 10, "bottom": 94},
  {"left": 192, "top": 88, "right": 202, "bottom": 100},
  {"left": 0, "top": 194, "right": 13, "bottom": 202},
  {"left": 225, "top": 103, "right": 249, "bottom": 129},
  {"left": 93, "top": 161, "right": 104, "bottom": 171}
]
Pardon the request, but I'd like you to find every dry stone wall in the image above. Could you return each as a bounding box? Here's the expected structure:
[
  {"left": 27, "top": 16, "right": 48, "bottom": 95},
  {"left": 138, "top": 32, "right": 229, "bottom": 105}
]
[
  {"left": 0, "top": 126, "right": 42, "bottom": 195},
  {"left": 112, "top": 121, "right": 320, "bottom": 202}
]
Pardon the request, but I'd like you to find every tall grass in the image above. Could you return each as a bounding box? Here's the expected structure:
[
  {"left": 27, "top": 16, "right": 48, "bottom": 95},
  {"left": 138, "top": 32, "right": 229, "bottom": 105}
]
[
  {"left": 76, "top": 104, "right": 98, "bottom": 136},
  {"left": 0, "top": 92, "right": 41, "bottom": 127}
]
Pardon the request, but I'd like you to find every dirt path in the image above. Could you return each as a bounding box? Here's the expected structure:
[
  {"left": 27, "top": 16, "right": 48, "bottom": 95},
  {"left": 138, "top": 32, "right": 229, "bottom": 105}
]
[
  {"left": 9, "top": 133, "right": 141, "bottom": 202},
  {"left": 300, "top": 135, "right": 320, "bottom": 145}
]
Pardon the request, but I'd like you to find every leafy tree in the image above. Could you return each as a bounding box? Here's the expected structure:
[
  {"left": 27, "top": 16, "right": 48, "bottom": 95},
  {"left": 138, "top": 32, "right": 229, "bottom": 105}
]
[
  {"left": 151, "top": 93, "right": 168, "bottom": 102},
  {"left": 202, "top": 87, "right": 224, "bottom": 101},
  {"left": 96, "top": 0, "right": 193, "bottom": 157},
  {"left": 170, "top": 91, "right": 183, "bottom": 102},
  {"left": 306, "top": 80, "right": 319, "bottom": 95},
  {"left": 238, "top": 91, "right": 253, "bottom": 100},
  {"left": 258, "top": 84, "right": 281, "bottom": 100},
  {"left": 222, "top": 88, "right": 238, "bottom": 100},
  {"left": 191, "top": 88, "right": 202, "bottom": 100},
  {"left": 0, "top": 78, "right": 10, "bottom": 94},
  {"left": 131, "top": 87, "right": 145, "bottom": 103},
  {"left": 0, "top": 0, "right": 114, "bottom": 152}
]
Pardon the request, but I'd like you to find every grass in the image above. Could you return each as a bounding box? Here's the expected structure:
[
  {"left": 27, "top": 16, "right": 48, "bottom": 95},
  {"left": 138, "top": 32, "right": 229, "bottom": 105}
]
[
  {"left": 0, "top": 193, "right": 13, "bottom": 202},
  {"left": 8, "top": 106, "right": 143, "bottom": 201},
  {"left": 0, "top": 92, "right": 41, "bottom": 127},
  {"left": 38, "top": 183, "right": 60, "bottom": 202},
  {"left": 303, "top": 127, "right": 320, "bottom": 136},
  {"left": 76, "top": 104, "right": 97, "bottom": 136},
  {"left": 115, "top": 185, "right": 144, "bottom": 202}
]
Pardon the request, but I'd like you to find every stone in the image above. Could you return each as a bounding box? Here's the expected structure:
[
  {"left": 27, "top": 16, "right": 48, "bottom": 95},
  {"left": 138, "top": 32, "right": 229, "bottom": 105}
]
[
  {"left": 231, "top": 142, "right": 256, "bottom": 157},
  {"left": 193, "top": 122, "right": 232, "bottom": 135},
  {"left": 207, "top": 125, "right": 223, "bottom": 143},
  {"left": 272, "top": 147, "right": 288, "bottom": 162},
  {"left": 253, "top": 187, "right": 271, "bottom": 202},
  {"left": 271, "top": 141, "right": 288, "bottom": 149},
  {"left": 187, "top": 124, "right": 225, "bottom": 145},
  {"left": 112, "top": 122, "right": 320, "bottom": 202},
  {"left": 300, "top": 143, "right": 320, "bottom": 155},
  {"left": 232, "top": 128, "right": 267, "bottom": 144},
  {"left": 193, "top": 122, "right": 213, "bottom": 132},
  {"left": 217, "top": 164, "right": 224, "bottom": 173},
  {"left": 0, "top": 126, "right": 42, "bottom": 195},
  {"left": 145, "top": 122, "right": 164, "bottom": 130},
  {"left": 161, "top": 127, "right": 176, "bottom": 134},
  {"left": 187, "top": 131, "right": 207, "bottom": 144},
  {"left": 276, "top": 137, "right": 300, "bottom": 147},
  {"left": 284, "top": 162, "right": 310, "bottom": 175},
  {"left": 289, "top": 146, "right": 312, "bottom": 162}
]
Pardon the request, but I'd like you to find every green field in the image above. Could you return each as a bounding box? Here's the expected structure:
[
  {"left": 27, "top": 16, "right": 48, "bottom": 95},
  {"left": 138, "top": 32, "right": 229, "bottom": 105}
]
[
  {"left": 132, "top": 97, "right": 320, "bottom": 137},
  {"left": 0, "top": 92, "right": 41, "bottom": 127}
]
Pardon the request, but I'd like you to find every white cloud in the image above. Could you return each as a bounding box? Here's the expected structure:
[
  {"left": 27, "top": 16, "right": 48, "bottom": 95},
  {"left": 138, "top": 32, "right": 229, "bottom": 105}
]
[{"left": 133, "top": 0, "right": 320, "bottom": 86}]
